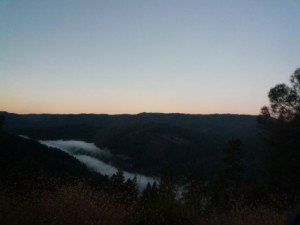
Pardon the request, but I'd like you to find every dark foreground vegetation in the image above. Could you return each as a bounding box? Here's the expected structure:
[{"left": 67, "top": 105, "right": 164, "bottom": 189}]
[
  {"left": 1, "top": 68, "right": 300, "bottom": 224},
  {"left": 0, "top": 123, "right": 293, "bottom": 225},
  {"left": 0, "top": 176, "right": 287, "bottom": 225}
]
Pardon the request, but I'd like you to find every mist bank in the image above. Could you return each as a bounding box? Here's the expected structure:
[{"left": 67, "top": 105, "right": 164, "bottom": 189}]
[{"left": 39, "top": 139, "right": 158, "bottom": 190}]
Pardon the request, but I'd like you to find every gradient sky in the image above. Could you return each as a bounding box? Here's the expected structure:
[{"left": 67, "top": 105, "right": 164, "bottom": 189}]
[{"left": 1, "top": 0, "right": 300, "bottom": 115}]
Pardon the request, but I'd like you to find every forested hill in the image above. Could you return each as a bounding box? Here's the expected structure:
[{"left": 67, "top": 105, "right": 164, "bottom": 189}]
[
  {"left": 0, "top": 132, "right": 107, "bottom": 192},
  {"left": 0, "top": 112, "right": 262, "bottom": 176},
  {"left": 0, "top": 112, "right": 258, "bottom": 140}
]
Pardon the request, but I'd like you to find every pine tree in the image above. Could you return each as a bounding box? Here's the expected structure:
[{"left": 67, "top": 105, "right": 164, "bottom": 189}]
[
  {"left": 158, "top": 164, "right": 176, "bottom": 204},
  {"left": 183, "top": 160, "right": 205, "bottom": 209},
  {"left": 109, "top": 168, "right": 125, "bottom": 193},
  {"left": 213, "top": 139, "right": 244, "bottom": 208},
  {"left": 141, "top": 181, "right": 158, "bottom": 207},
  {"left": 124, "top": 176, "right": 138, "bottom": 204}
]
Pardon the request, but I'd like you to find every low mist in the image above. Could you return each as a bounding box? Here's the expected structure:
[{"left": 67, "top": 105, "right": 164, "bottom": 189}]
[{"left": 39, "top": 139, "right": 158, "bottom": 190}]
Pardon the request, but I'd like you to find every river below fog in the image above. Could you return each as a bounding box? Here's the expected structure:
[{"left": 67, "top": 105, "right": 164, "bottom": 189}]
[{"left": 39, "top": 139, "right": 158, "bottom": 191}]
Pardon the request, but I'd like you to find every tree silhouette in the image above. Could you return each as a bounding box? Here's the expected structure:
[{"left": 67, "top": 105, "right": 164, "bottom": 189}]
[
  {"left": 159, "top": 164, "right": 176, "bottom": 204},
  {"left": 260, "top": 68, "right": 300, "bottom": 122},
  {"left": 124, "top": 176, "right": 138, "bottom": 204},
  {"left": 141, "top": 182, "right": 158, "bottom": 207},
  {"left": 182, "top": 160, "right": 205, "bottom": 209},
  {"left": 258, "top": 68, "right": 300, "bottom": 204},
  {"left": 212, "top": 139, "right": 244, "bottom": 208}
]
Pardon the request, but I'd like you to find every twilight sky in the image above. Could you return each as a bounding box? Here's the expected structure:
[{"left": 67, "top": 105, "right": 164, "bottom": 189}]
[{"left": 1, "top": 0, "right": 300, "bottom": 115}]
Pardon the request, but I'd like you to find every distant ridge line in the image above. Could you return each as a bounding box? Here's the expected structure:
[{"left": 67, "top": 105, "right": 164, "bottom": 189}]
[{"left": 0, "top": 111, "right": 257, "bottom": 117}]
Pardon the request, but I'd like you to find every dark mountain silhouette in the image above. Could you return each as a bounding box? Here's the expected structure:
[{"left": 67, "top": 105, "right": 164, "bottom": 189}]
[{"left": 0, "top": 112, "right": 262, "bottom": 177}]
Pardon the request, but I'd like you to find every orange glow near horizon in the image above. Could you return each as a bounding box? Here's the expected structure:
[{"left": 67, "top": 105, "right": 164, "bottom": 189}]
[
  {"left": 0, "top": 86, "right": 265, "bottom": 115},
  {"left": 0, "top": 1, "right": 299, "bottom": 118},
  {"left": 1, "top": 99, "right": 261, "bottom": 115}
]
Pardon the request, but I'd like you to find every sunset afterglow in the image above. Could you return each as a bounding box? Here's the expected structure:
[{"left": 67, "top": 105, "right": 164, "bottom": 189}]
[{"left": 1, "top": 0, "right": 299, "bottom": 115}]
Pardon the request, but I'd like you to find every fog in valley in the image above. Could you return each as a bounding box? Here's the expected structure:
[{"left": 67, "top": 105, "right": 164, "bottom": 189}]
[{"left": 39, "top": 139, "right": 158, "bottom": 190}]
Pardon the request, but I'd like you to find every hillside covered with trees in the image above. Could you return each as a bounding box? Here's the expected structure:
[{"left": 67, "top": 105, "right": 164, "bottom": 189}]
[{"left": 0, "top": 111, "right": 261, "bottom": 177}]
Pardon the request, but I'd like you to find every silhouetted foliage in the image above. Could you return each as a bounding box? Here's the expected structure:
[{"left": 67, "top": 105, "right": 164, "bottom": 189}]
[
  {"left": 182, "top": 160, "right": 205, "bottom": 210},
  {"left": 103, "top": 169, "right": 139, "bottom": 206},
  {"left": 158, "top": 164, "right": 176, "bottom": 204},
  {"left": 0, "top": 115, "right": 4, "bottom": 129},
  {"left": 140, "top": 182, "right": 158, "bottom": 207},
  {"left": 258, "top": 68, "right": 300, "bottom": 204},
  {"left": 124, "top": 176, "right": 139, "bottom": 203},
  {"left": 212, "top": 139, "right": 244, "bottom": 208},
  {"left": 260, "top": 68, "right": 300, "bottom": 122}
]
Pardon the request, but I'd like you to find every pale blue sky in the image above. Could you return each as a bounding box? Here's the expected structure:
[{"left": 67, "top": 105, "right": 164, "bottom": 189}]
[{"left": 1, "top": 0, "right": 300, "bottom": 114}]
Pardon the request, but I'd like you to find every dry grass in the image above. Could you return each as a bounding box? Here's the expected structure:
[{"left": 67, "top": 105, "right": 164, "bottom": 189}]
[
  {"left": 0, "top": 182, "right": 288, "bottom": 225},
  {"left": 0, "top": 182, "right": 134, "bottom": 225},
  {"left": 201, "top": 206, "right": 286, "bottom": 225}
]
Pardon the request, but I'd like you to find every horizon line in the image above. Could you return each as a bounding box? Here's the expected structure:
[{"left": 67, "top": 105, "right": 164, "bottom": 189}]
[{"left": 0, "top": 111, "right": 258, "bottom": 117}]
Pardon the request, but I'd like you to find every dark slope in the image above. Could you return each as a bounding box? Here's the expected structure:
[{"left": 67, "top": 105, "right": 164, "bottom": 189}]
[{"left": 0, "top": 132, "right": 107, "bottom": 190}]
